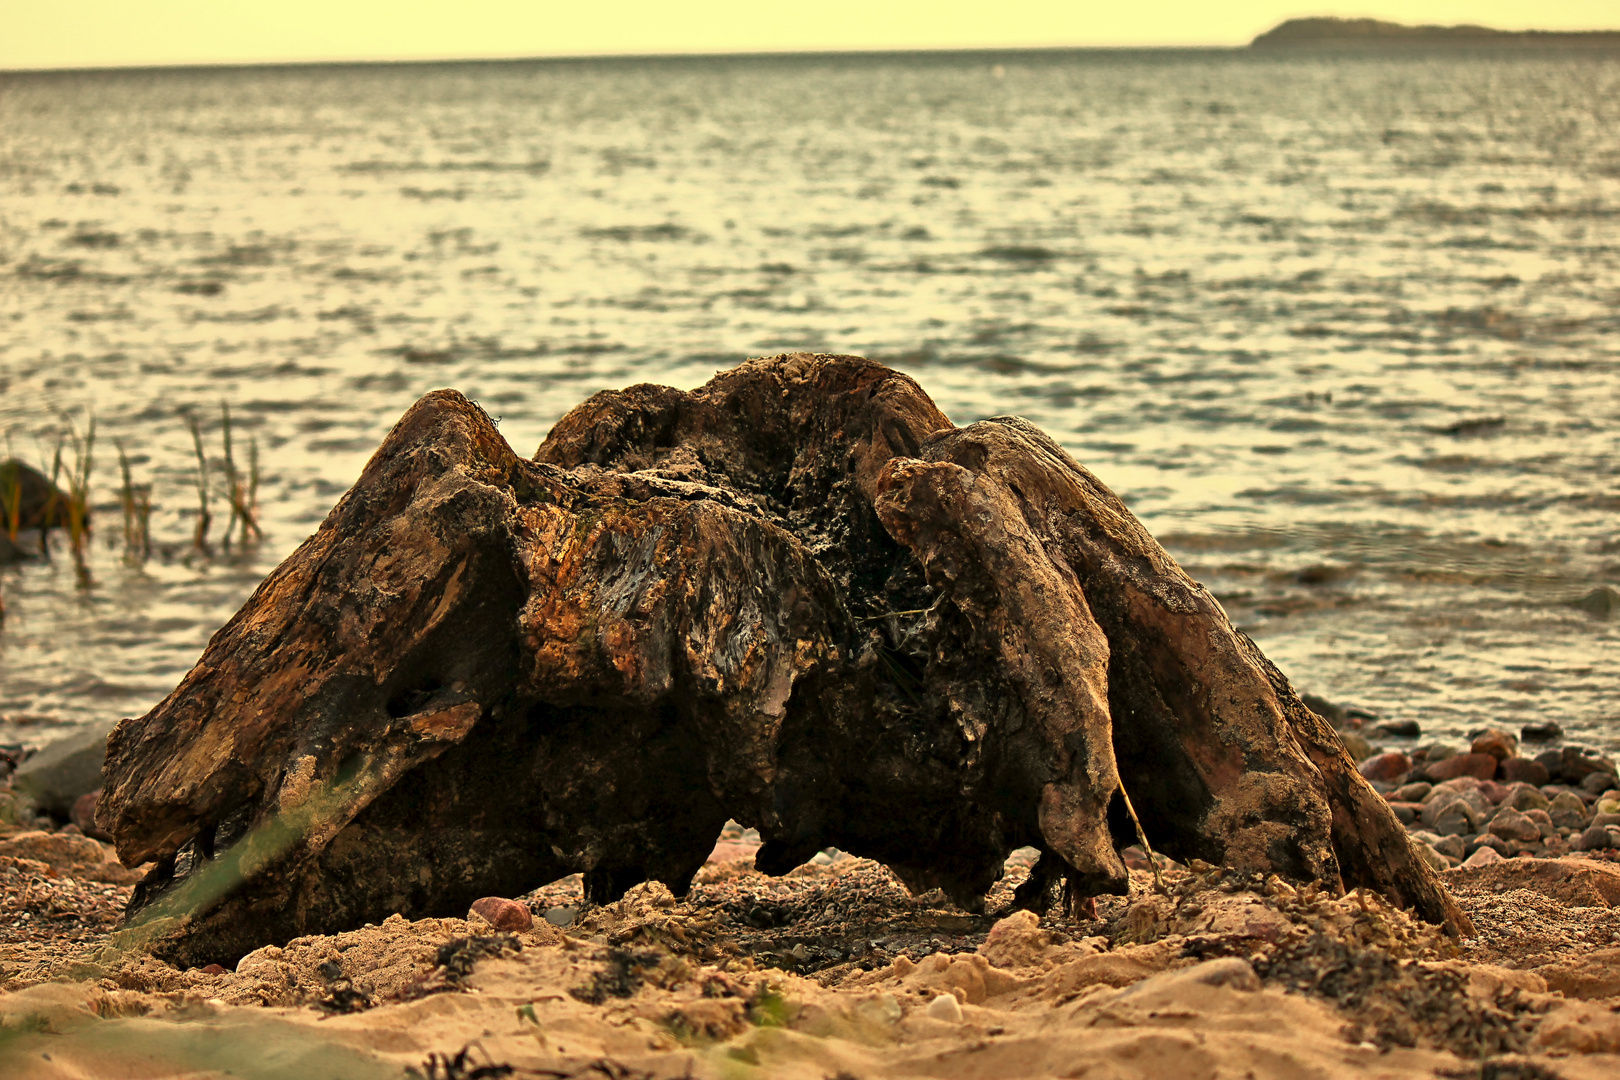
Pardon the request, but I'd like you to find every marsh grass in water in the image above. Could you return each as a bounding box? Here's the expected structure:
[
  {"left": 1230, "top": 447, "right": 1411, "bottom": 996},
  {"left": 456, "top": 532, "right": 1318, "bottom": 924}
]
[
  {"left": 116, "top": 439, "right": 152, "bottom": 563},
  {"left": 183, "top": 409, "right": 212, "bottom": 554},
  {"left": 218, "top": 403, "right": 261, "bottom": 551},
  {"left": 0, "top": 403, "right": 262, "bottom": 637},
  {"left": 60, "top": 414, "right": 95, "bottom": 587}
]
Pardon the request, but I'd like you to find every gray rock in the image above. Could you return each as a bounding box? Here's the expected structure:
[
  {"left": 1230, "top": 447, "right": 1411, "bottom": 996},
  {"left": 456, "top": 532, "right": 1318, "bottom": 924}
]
[
  {"left": 1520, "top": 721, "right": 1563, "bottom": 742},
  {"left": 1420, "top": 781, "right": 1459, "bottom": 806},
  {"left": 1431, "top": 834, "right": 1465, "bottom": 860},
  {"left": 1416, "top": 743, "right": 1459, "bottom": 764},
  {"left": 1486, "top": 807, "right": 1541, "bottom": 843},
  {"left": 11, "top": 723, "right": 115, "bottom": 816},
  {"left": 543, "top": 905, "right": 578, "bottom": 928},
  {"left": 1392, "top": 781, "right": 1433, "bottom": 803},
  {"left": 1550, "top": 747, "right": 1616, "bottom": 786},
  {"left": 1340, "top": 731, "right": 1373, "bottom": 762},
  {"left": 1524, "top": 808, "right": 1557, "bottom": 839},
  {"left": 1414, "top": 842, "right": 1450, "bottom": 871},
  {"left": 1421, "top": 782, "right": 1491, "bottom": 822},
  {"left": 1466, "top": 834, "right": 1509, "bottom": 857},
  {"left": 1301, "top": 694, "right": 1345, "bottom": 724},
  {"left": 1549, "top": 791, "right": 1591, "bottom": 831},
  {"left": 1580, "top": 771, "right": 1618, "bottom": 795},
  {"left": 1573, "top": 585, "right": 1620, "bottom": 618},
  {"left": 1432, "top": 800, "right": 1479, "bottom": 837},
  {"left": 1575, "top": 826, "right": 1612, "bottom": 851},
  {"left": 1592, "top": 813, "right": 1620, "bottom": 830},
  {"left": 1500, "top": 784, "right": 1549, "bottom": 813}
]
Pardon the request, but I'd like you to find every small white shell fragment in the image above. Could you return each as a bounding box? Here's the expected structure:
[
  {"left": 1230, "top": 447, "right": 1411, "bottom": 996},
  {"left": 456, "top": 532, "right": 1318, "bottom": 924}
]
[{"left": 926, "top": 992, "right": 963, "bottom": 1023}]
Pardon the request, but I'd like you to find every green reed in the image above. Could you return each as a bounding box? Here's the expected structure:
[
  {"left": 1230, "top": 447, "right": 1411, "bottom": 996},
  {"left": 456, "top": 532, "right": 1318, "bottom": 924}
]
[
  {"left": 0, "top": 404, "right": 260, "bottom": 587},
  {"left": 61, "top": 414, "right": 96, "bottom": 586},
  {"left": 116, "top": 439, "right": 153, "bottom": 562},
  {"left": 2, "top": 443, "right": 23, "bottom": 543},
  {"left": 42, "top": 433, "right": 65, "bottom": 555},
  {"left": 184, "top": 409, "right": 212, "bottom": 552},
  {"left": 219, "top": 403, "right": 262, "bottom": 549}
]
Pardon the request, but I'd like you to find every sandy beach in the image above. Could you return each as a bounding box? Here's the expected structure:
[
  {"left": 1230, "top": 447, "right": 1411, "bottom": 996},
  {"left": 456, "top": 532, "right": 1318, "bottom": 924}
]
[{"left": 4, "top": 816, "right": 1620, "bottom": 1080}]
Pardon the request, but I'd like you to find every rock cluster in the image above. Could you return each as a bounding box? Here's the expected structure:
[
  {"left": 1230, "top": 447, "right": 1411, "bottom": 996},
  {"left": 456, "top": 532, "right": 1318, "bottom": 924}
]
[{"left": 1311, "top": 708, "right": 1620, "bottom": 869}]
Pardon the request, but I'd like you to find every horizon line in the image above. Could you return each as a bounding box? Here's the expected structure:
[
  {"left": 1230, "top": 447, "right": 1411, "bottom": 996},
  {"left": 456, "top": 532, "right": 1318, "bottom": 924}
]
[
  {"left": 0, "top": 42, "right": 1300, "bottom": 77},
  {"left": 9, "top": 35, "right": 1620, "bottom": 76}
]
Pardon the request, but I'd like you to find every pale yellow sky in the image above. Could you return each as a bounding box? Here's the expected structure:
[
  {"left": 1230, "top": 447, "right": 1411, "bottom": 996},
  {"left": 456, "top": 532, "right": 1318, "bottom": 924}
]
[{"left": 1, "top": 1, "right": 1616, "bottom": 70}]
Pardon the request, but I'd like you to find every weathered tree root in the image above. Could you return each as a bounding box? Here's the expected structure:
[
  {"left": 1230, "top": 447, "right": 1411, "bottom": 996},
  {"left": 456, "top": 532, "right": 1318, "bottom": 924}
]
[{"left": 99, "top": 353, "right": 1470, "bottom": 967}]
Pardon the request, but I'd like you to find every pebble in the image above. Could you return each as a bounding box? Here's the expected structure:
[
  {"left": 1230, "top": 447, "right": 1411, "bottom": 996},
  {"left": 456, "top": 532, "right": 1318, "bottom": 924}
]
[
  {"left": 468, "top": 896, "right": 533, "bottom": 932},
  {"left": 1498, "top": 758, "right": 1550, "bottom": 786},
  {"left": 1575, "top": 826, "right": 1612, "bottom": 852},
  {"left": 1414, "top": 842, "right": 1449, "bottom": 871},
  {"left": 1371, "top": 720, "right": 1421, "bottom": 739},
  {"left": 1302, "top": 694, "right": 1345, "bottom": 724},
  {"left": 926, "top": 993, "right": 963, "bottom": 1023},
  {"left": 1392, "top": 781, "right": 1433, "bottom": 803},
  {"left": 1358, "top": 752, "right": 1410, "bottom": 783},
  {"left": 1498, "top": 784, "right": 1549, "bottom": 813},
  {"left": 1340, "top": 732, "right": 1373, "bottom": 762},
  {"left": 1520, "top": 721, "right": 1563, "bottom": 742},
  {"left": 1580, "top": 771, "right": 1619, "bottom": 795},
  {"left": 1432, "top": 801, "right": 1479, "bottom": 837},
  {"left": 1422, "top": 775, "right": 1481, "bottom": 801},
  {"left": 545, "top": 905, "right": 578, "bottom": 928},
  {"left": 1548, "top": 748, "right": 1617, "bottom": 786},
  {"left": 1416, "top": 743, "right": 1459, "bottom": 764},
  {"left": 1431, "top": 835, "right": 1466, "bottom": 860},
  {"left": 10, "top": 724, "right": 116, "bottom": 816},
  {"left": 1470, "top": 729, "right": 1518, "bottom": 762},
  {"left": 1463, "top": 846, "right": 1504, "bottom": 867},
  {"left": 1426, "top": 753, "right": 1499, "bottom": 782},
  {"left": 1486, "top": 807, "right": 1541, "bottom": 844},
  {"left": 1549, "top": 792, "right": 1590, "bottom": 831},
  {"left": 71, "top": 790, "right": 111, "bottom": 841},
  {"left": 1573, "top": 585, "right": 1620, "bottom": 617}
]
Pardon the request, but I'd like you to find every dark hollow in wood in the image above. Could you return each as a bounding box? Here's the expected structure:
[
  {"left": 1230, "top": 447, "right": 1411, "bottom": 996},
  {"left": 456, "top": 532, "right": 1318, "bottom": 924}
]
[{"left": 98, "top": 354, "right": 1470, "bottom": 966}]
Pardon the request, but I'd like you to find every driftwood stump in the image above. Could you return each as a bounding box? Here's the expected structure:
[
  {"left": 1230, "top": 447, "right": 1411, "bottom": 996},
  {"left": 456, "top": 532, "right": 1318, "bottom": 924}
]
[{"left": 99, "top": 354, "right": 1469, "bottom": 966}]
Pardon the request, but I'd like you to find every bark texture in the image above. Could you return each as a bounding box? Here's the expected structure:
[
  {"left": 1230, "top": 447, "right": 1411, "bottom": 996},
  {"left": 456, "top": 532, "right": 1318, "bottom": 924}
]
[{"left": 100, "top": 353, "right": 1469, "bottom": 966}]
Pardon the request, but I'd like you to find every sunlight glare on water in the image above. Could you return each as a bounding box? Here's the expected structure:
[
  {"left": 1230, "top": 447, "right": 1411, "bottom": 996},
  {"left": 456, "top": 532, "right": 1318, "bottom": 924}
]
[{"left": 1, "top": 48, "right": 1617, "bottom": 750}]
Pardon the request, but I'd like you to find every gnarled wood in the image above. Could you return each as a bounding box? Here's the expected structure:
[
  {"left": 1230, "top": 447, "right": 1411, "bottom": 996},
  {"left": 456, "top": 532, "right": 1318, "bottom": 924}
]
[{"left": 101, "top": 353, "right": 1467, "bottom": 967}]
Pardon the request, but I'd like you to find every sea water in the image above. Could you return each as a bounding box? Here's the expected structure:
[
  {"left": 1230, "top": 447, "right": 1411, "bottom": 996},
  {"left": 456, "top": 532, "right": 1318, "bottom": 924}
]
[{"left": 1, "top": 48, "right": 1617, "bottom": 750}]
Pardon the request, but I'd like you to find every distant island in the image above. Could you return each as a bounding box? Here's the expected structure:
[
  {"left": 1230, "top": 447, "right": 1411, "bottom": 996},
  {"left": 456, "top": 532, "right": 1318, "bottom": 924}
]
[{"left": 1252, "top": 17, "right": 1620, "bottom": 49}]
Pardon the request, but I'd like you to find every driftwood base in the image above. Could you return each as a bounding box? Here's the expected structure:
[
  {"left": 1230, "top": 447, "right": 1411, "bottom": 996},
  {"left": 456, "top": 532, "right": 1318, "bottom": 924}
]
[{"left": 99, "top": 354, "right": 1468, "bottom": 967}]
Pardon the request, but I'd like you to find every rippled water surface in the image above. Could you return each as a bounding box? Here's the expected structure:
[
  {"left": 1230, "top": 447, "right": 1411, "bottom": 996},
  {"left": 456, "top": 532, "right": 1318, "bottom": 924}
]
[{"left": 2, "top": 49, "right": 1618, "bottom": 750}]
